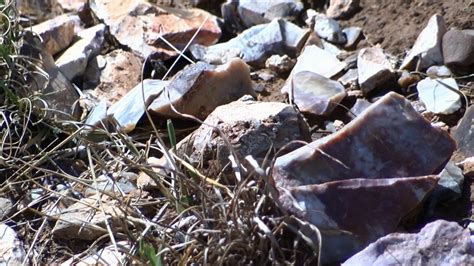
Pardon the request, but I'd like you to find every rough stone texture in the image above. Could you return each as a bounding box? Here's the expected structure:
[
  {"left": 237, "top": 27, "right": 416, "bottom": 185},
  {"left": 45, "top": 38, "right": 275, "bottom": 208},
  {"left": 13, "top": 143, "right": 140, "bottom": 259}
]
[
  {"left": 52, "top": 197, "right": 126, "bottom": 240},
  {"left": 148, "top": 58, "right": 256, "bottom": 120},
  {"left": 343, "top": 220, "right": 474, "bottom": 265},
  {"left": 343, "top": 26, "right": 362, "bottom": 48},
  {"left": 84, "top": 174, "right": 137, "bottom": 197},
  {"left": 90, "top": 0, "right": 221, "bottom": 59},
  {"left": 443, "top": 29, "right": 474, "bottom": 68},
  {"left": 16, "top": 0, "right": 62, "bottom": 23},
  {"left": 400, "top": 14, "right": 447, "bottom": 70},
  {"left": 417, "top": 77, "right": 461, "bottom": 115},
  {"left": 0, "top": 224, "right": 26, "bottom": 265},
  {"left": 108, "top": 79, "right": 169, "bottom": 133},
  {"left": 326, "top": 0, "right": 360, "bottom": 19},
  {"left": 307, "top": 10, "right": 346, "bottom": 44},
  {"left": 452, "top": 105, "right": 474, "bottom": 160},
  {"left": 273, "top": 92, "right": 456, "bottom": 188},
  {"left": 56, "top": 24, "right": 106, "bottom": 81},
  {"left": 265, "top": 54, "right": 296, "bottom": 74},
  {"left": 282, "top": 71, "right": 346, "bottom": 116},
  {"left": 357, "top": 46, "right": 394, "bottom": 94},
  {"left": 191, "top": 19, "right": 309, "bottom": 67},
  {"left": 279, "top": 175, "right": 438, "bottom": 264},
  {"left": 91, "top": 49, "right": 144, "bottom": 105},
  {"left": 178, "top": 99, "right": 310, "bottom": 173},
  {"left": 338, "top": 68, "right": 358, "bottom": 87},
  {"left": 460, "top": 157, "right": 474, "bottom": 178},
  {"left": 31, "top": 14, "right": 81, "bottom": 56},
  {"left": 0, "top": 198, "right": 13, "bottom": 221}
]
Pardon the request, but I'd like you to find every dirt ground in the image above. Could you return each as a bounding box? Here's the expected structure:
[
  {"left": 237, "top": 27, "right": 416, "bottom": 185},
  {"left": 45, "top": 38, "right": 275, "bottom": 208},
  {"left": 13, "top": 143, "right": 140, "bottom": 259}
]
[{"left": 340, "top": 0, "right": 474, "bottom": 56}]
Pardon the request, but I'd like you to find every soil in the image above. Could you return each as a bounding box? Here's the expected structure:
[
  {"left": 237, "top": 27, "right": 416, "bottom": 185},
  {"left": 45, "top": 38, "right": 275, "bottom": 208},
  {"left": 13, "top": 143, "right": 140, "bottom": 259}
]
[{"left": 340, "top": 0, "right": 474, "bottom": 57}]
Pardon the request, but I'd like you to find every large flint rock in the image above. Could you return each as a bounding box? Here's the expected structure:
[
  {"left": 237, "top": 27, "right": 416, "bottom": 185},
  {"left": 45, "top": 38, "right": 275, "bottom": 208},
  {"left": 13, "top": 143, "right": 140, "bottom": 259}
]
[
  {"left": 417, "top": 77, "right": 461, "bottom": 114},
  {"left": 357, "top": 46, "right": 395, "bottom": 94},
  {"left": 222, "top": 0, "right": 303, "bottom": 30},
  {"left": 282, "top": 71, "right": 346, "bottom": 116},
  {"left": 344, "top": 220, "right": 474, "bottom": 265},
  {"left": 178, "top": 99, "right": 310, "bottom": 173},
  {"left": 400, "top": 14, "right": 447, "bottom": 70},
  {"left": 90, "top": 0, "right": 221, "bottom": 59},
  {"left": 148, "top": 58, "right": 255, "bottom": 119},
  {"left": 191, "top": 19, "right": 309, "bottom": 67},
  {"left": 280, "top": 176, "right": 439, "bottom": 263},
  {"left": 273, "top": 92, "right": 455, "bottom": 188},
  {"left": 452, "top": 105, "right": 474, "bottom": 160},
  {"left": 443, "top": 29, "right": 474, "bottom": 68}
]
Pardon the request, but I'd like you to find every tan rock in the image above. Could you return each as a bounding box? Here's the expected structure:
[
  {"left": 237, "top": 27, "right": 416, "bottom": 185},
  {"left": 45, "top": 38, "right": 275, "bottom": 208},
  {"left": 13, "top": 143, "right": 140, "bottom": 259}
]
[
  {"left": 357, "top": 46, "right": 395, "bottom": 94},
  {"left": 326, "top": 0, "right": 360, "bottom": 19}
]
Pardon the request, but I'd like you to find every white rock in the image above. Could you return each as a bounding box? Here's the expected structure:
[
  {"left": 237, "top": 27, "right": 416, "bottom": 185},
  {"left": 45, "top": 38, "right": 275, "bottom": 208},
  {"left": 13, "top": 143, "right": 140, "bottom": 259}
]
[
  {"left": 0, "top": 223, "right": 26, "bottom": 265},
  {"left": 426, "top": 65, "right": 452, "bottom": 78},
  {"left": 343, "top": 26, "right": 362, "bottom": 48},
  {"left": 61, "top": 241, "right": 130, "bottom": 265},
  {"left": 400, "top": 14, "right": 447, "bottom": 70},
  {"left": 417, "top": 77, "right": 461, "bottom": 114},
  {"left": 292, "top": 45, "right": 346, "bottom": 78},
  {"left": 357, "top": 46, "right": 394, "bottom": 94},
  {"left": 307, "top": 11, "right": 346, "bottom": 44}
]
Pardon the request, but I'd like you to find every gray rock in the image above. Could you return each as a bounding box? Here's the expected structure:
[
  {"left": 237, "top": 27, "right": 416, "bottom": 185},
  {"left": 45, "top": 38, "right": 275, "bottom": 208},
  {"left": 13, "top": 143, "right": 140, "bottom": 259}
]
[
  {"left": 82, "top": 56, "right": 101, "bottom": 90},
  {"left": 31, "top": 14, "right": 81, "bottom": 56},
  {"left": 280, "top": 175, "right": 438, "bottom": 264},
  {"left": 0, "top": 224, "right": 26, "bottom": 265},
  {"left": 148, "top": 58, "right": 255, "bottom": 120},
  {"left": 349, "top": 98, "right": 371, "bottom": 117},
  {"left": 326, "top": 0, "right": 360, "bottom": 19},
  {"left": 60, "top": 241, "right": 130, "bottom": 265},
  {"left": 357, "top": 46, "right": 395, "bottom": 94},
  {"left": 0, "top": 198, "right": 13, "bottom": 220},
  {"left": 400, "top": 14, "right": 447, "bottom": 70},
  {"left": 178, "top": 99, "right": 310, "bottom": 174},
  {"left": 283, "top": 71, "right": 346, "bottom": 116},
  {"left": 84, "top": 174, "right": 137, "bottom": 197},
  {"left": 343, "top": 220, "right": 474, "bottom": 265},
  {"left": 85, "top": 99, "right": 108, "bottom": 129},
  {"left": 56, "top": 24, "right": 106, "bottom": 81},
  {"left": 306, "top": 10, "right": 346, "bottom": 44},
  {"left": 338, "top": 68, "right": 358, "bottom": 87},
  {"left": 342, "top": 26, "right": 362, "bottom": 48},
  {"left": 416, "top": 77, "right": 461, "bottom": 114},
  {"left": 273, "top": 92, "right": 456, "bottom": 188},
  {"left": 452, "top": 105, "right": 474, "bottom": 160},
  {"left": 191, "top": 19, "right": 309, "bottom": 67},
  {"left": 289, "top": 45, "right": 346, "bottom": 79},
  {"left": 16, "top": 0, "right": 62, "bottom": 23},
  {"left": 436, "top": 161, "right": 464, "bottom": 197},
  {"left": 443, "top": 29, "right": 474, "bottom": 67},
  {"left": 265, "top": 54, "right": 296, "bottom": 74},
  {"left": 426, "top": 65, "right": 452, "bottom": 78}
]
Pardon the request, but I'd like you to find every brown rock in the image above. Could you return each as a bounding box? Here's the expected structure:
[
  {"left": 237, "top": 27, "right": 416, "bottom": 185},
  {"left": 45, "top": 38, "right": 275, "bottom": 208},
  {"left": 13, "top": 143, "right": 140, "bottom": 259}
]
[
  {"left": 326, "top": 0, "right": 360, "bottom": 19},
  {"left": 443, "top": 29, "right": 474, "bottom": 67},
  {"left": 452, "top": 105, "right": 474, "bottom": 160}
]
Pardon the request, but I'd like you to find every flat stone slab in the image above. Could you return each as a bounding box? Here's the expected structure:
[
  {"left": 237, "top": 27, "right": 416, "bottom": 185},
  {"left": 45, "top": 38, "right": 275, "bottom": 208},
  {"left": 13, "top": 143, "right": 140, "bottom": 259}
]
[{"left": 273, "top": 92, "right": 456, "bottom": 188}]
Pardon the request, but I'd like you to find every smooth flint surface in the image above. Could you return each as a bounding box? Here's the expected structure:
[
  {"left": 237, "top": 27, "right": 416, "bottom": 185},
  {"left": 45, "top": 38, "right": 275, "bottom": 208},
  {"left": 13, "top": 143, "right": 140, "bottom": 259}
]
[
  {"left": 279, "top": 176, "right": 439, "bottom": 264},
  {"left": 273, "top": 92, "right": 456, "bottom": 188}
]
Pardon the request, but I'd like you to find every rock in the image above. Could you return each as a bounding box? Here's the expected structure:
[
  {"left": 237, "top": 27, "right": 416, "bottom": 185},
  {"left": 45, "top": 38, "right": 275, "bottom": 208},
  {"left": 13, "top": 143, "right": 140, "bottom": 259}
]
[
  {"left": 61, "top": 241, "right": 130, "bottom": 265},
  {"left": 108, "top": 79, "right": 169, "bottom": 133},
  {"left": 426, "top": 161, "right": 464, "bottom": 209},
  {"left": 289, "top": 45, "right": 346, "bottom": 80},
  {"left": 58, "top": 0, "right": 87, "bottom": 11},
  {"left": 0, "top": 223, "right": 26, "bottom": 265},
  {"left": 16, "top": 0, "right": 62, "bottom": 23},
  {"left": 191, "top": 19, "right": 309, "bottom": 67},
  {"left": 90, "top": 49, "right": 144, "bottom": 105},
  {"left": 84, "top": 174, "right": 137, "bottom": 197},
  {"left": 342, "top": 26, "right": 362, "bottom": 48},
  {"left": 321, "top": 39, "right": 344, "bottom": 56},
  {"left": 56, "top": 24, "right": 106, "bottom": 81},
  {"left": 459, "top": 157, "right": 474, "bottom": 178},
  {"left": 178, "top": 99, "right": 310, "bottom": 174},
  {"left": 398, "top": 70, "right": 420, "bottom": 89},
  {"left": 90, "top": 0, "right": 221, "bottom": 59},
  {"left": 343, "top": 220, "right": 474, "bottom": 265},
  {"left": 357, "top": 46, "right": 395, "bottom": 94},
  {"left": 265, "top": 54, "right": 296, "bottom": 74},
  {"left": 426, "top": 65, "right": 452, "bottom": 78},
  {"left": 442, "top": 29, "right": 474, "bottom": 67},
  {"left": 400, "top": 14, "right": 447, "bottom": 70},
  {"left": 0, "top": 198, "right": 13, "bottom": 220},
  {"left": 452, "top": 105, "right": 474, "bottom": 159},
  {"left": 306, "top": 10, "right": 346, "bottom": 44},
  {"left": 31, "top": 14, "right": 81, "bottom": 56},
  {"left": 338, "top": 68, "right": 358, "bottom": 87},
  {"left": 280, "top": 175, "right": 438, "bottom": 264},
  {"left": 137, "top": 157, "right": 171, "bottom": 189},
  {"left": 82, "top": 56, "right": 102, "bottom": 90},
  {"left": 148, "top": 58, "right": 255, "bottom": 120},
  {"left": 273, "top": 92, "right": 456, "bottom": 188},
  {"left": 52, "top": 197, "right": 126, "bottom": 240},
  {"left": 85, "top": 100, "right": 108, "bottom": 129},
  {"left": 416, "top": 77, "right": 461, "bottom": 114},
  {"left": 222, "top": 0, "right": 304, "bottom": 30},
  {"left": 349, "top": 98, "right": 371, "bottom": 117},
  {"left": 326, "top": 0, "right": 360, "bottom": 19},
  {"left": 283, "top": 71, "right": 346, "bottom": 116}
]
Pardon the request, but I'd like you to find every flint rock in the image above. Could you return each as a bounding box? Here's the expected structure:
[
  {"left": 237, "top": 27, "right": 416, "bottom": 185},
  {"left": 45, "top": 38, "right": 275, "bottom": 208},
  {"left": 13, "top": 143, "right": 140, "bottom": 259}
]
[
  {"left": 0, "top": 198, "right": 13, "bottom": 220},
  {"left": 0, "top": 224, "right": 26, "bottom": 265},
  {"left": 306, "top": 10, "right": 346, "bottom": 44},
  {"left": 282, "top": 71, "right": 346, "bottom": 116},
  {"left": 343, "top": 26, "right": 362, "bottom": 48},
  {"left": 400, "top": 14, "right": 447, "bottom": 70},
  {"left": 273, "top": 92, "right": 455, "bottom": 188},
  {"left": 338, "top": 68, "right": 358, "bottom": 87},
  {"left": 452, "top": 105, "right": 474, "bottom": 159},
  {"left": 442, "top": 29, "right": 474, "bottom": 67},
  {"left": 222, "top": 0, "right": 304, "bottom": 30},
  {"left": 426, "top": 65, "right": 452, "bottom": 78},
  {"left": 31, "top": 14, "right": 81, "bottom": 56},
  {"left": 350, "top": 98, "right": 371, "bottom": 117},
  {"left": 417, "top": 77, "right": 461, "bottom": 114},
  {"left": 91, "top": 49, "right": 144, "bottom": 105},
  {"left": 289, "top": 45, "right": 346, "bottom": 80},
  {"left": 148, "top": 58, "right": 255, "bottom": 120},
  {"left": 191, "top": 19, "right": 309, "bottom": 67},
  {"left": 460, "top": 157, "right": 474, "bottom": 178},
  {"left": 108, "top": 79, "right": 169, "bottom": 133},
  {"left": 344, "top": 220, "right": 474, "bottom": 265},
  {"left": 280, "top": 175, "right": 438, "bottom": 264},
  {"left": 265, "top": 54, "right": 296, "bottom": 74},
  {"left": 90, "top": 0, "right": 221, "bottom": 59},
  {"left": 56, "top": 24, "right": 106, "bottom": 81},
  {"left": 178, "top": 99, "right": 310, "bottom": 174},
  {"left": 357, "top": 46, "right": 395, "bottom": 94},
  {"left": 326, "top": 0, "right": 360, "bottom": 19}
]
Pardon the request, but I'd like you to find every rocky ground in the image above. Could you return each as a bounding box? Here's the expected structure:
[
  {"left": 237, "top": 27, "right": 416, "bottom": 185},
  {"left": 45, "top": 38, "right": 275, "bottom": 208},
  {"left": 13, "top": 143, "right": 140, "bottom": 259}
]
[{"left": 0, "top": 0, "right": 474, "bottom": 265}]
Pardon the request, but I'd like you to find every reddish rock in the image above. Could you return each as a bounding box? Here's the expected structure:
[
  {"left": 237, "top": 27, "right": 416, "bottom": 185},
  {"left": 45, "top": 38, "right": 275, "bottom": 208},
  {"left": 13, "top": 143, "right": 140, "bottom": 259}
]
[
  {"left": 279, "top": 176, "right": 438, "bottom": 263},
  {"left": 273, "top": 92, "right": 456, "bottom": 188}
]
